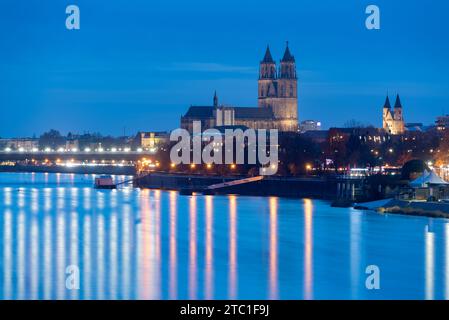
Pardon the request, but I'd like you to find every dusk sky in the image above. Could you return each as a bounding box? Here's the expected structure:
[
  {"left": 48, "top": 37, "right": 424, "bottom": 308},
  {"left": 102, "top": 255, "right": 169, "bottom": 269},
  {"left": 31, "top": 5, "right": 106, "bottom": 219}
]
[{"left": 1, "top": 0, "right": 449, "bottom": 137}]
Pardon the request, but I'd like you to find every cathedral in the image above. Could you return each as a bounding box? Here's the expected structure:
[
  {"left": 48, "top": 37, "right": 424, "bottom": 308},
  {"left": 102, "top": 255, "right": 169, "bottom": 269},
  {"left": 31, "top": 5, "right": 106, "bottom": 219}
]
[
  {"left": 181, "top": 44, "right": 299, "bottom": 133},
  {"left": 382, "top": 94, "right": 405, "bottom": 135}
]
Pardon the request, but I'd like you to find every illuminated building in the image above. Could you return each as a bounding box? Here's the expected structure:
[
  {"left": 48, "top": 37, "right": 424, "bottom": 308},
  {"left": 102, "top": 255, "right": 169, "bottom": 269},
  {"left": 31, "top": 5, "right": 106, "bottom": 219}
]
[
  {"left": 181, "top": 43, "right": 299, "bottom": 133},
  {"left": 382, "top": 94, "right": 405, "bottom": 135}
]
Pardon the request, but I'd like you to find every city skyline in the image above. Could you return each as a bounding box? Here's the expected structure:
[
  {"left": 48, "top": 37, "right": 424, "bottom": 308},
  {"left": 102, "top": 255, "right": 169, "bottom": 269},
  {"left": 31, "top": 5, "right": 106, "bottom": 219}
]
[{"left": 1, "top": 0, "right": 449, "bottom": 137}]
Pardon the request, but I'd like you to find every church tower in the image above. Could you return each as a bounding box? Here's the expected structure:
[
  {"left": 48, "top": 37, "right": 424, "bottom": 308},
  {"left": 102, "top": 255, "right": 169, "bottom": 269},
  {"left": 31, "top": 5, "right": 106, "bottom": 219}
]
[
  {"left": 275, "top": 42, "right": 298, "bottom": 131},
  {"left": 382, "top": 95, "right": 393, "bottom": 132},
  {"left": 393, "top": 94, "right": 405, "bottom": 134},
  {"left": 213, "top": 90, "right": 218, "bottom": 107},
  {"left": 382, "top": 94, "right": 405, "bottom": 134},
  {"left": 258, "top": 43, "right": 298, "bottom": 132},
  {"left": 258, "top": 46, "right": 277, "bottom": 102}
]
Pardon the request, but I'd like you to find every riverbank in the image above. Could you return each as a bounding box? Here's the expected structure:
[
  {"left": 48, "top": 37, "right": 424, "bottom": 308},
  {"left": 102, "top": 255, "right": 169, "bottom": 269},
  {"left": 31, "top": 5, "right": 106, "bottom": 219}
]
[
  {"left": 134, "top": 172, "right": 340, "bottom": 199},
  {"left": 356, "top": 199, "right": 449, "bottom": 219},
  {"left": 0, "top": 167, "right": 357, "bottom": 200},
  {"left": 0, "top": 164, "right": 136, "bottom": 176}
]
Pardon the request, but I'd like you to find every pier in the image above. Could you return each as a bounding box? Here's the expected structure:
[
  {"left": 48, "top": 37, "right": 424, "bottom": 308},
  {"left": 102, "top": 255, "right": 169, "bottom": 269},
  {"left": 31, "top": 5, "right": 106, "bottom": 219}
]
[{"left": 134, "top": 172, "right": 346, "bottom": 199}]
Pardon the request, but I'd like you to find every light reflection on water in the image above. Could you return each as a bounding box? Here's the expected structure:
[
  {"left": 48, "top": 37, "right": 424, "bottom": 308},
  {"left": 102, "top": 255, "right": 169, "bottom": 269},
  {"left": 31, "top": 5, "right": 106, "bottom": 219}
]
[{"left": 1, "top": 173, "right": 449, "bottom": 299}]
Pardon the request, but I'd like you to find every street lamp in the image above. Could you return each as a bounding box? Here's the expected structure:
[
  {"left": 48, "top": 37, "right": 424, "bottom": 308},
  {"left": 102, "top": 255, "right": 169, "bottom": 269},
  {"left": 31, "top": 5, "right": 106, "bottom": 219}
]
[{"left": 306, "top": 164, "right": 312, "bottom": 173}]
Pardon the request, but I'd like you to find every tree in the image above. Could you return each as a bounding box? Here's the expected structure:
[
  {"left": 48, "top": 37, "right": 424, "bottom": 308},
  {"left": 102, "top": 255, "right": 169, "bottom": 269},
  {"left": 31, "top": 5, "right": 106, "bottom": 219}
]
[
  {"left": 38, "top": 129, "right": 65, "bottom": 149},
  {"left": 344, "top": 119, "right": 365, "bottom": 128}
]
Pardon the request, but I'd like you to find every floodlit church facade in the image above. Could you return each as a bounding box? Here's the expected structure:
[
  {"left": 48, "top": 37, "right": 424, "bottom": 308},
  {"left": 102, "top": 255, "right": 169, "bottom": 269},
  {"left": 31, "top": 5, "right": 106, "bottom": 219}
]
[
  {"left": 181, "top": 44, "right": 299, "bottom": 133},
  {"left": 382, "top": 94, "right": 405, "bottom": 135}
]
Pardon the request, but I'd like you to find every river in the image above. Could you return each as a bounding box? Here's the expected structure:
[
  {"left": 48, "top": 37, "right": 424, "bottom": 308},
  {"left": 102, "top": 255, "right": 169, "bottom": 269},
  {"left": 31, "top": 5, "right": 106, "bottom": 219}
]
[{"left": 0, "top": 172, "right": 448, "bottom": 300}]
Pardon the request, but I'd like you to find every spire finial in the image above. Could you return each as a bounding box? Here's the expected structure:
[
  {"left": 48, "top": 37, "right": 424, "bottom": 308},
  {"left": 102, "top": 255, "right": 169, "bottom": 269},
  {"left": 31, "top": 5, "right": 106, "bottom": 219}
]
[
  {"left": 213, "top": 90, "right": 218, "bottom": 107},
  {"left": 262, "top": 45, "right": 275, "bottom": 63},
  {"left": 281, "top": 42, "right": 295, "bottom": 62},
  {"left": 394, "top": 94, "right": 402, "bottom": 108}
]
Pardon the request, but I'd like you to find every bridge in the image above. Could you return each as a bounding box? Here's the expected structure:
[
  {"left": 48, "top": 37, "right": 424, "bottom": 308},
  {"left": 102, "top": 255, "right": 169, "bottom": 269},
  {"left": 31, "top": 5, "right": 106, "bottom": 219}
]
[{"left": 0, "top": 150, "right": 157, "bottom": 162}]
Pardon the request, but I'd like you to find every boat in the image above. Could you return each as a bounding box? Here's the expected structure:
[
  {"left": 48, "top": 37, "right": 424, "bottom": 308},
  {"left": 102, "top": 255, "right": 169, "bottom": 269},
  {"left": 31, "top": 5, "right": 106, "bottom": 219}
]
[{"left": 94, "top": 175, "right": 116, "bottom": 189}]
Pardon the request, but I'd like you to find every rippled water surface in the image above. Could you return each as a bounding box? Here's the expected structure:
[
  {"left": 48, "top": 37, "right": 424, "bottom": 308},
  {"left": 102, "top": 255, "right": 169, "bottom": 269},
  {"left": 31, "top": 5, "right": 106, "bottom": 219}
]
[{"left": 0, "top": 172, "right": 448, "bottom": 300}]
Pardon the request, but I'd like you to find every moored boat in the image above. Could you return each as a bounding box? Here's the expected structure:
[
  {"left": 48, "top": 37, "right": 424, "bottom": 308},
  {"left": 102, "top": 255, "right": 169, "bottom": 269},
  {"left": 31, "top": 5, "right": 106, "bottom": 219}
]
[{"left": 94, "top": 175, "right": 116, "bottom": 189}]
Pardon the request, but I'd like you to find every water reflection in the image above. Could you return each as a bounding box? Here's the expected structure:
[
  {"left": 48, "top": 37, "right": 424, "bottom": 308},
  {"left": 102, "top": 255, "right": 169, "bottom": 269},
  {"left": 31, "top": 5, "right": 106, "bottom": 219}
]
[
  {"left": 44, "top": 212, "right": 52, "bottom": 300},
  {"left": 154, "top": 190, "right": 161, "bottom": 299},
  {"left": 269, "top": 197, "right": 278, "bottom": 300},
  {"left": 30, "top": 215, "right": 39, "bottom": 299},
  {"left": 304, "top": 199, "right": 313, "bottom": 300},
  {"left": 228, "top": 195, "right": 237, "bottom": 299},
  {"left": 189, "top": 195, "right": 197, "bottom": 299},
  {"left": 4, "top": 187, "right": 12, "bottom": 206},
  {"left": 1, "top": 173, "right": 449, "bottom": 300},
  {"left": 69, "top": 211, "right": 79, "bottom": 300},
  {"left": 139, "top": 189, "right": 152, "bottom": 300},
  {"left": 121, "top": 205, "right": 130, "bottom": 299},
  {"left": 3, "top": 209, "right": 12, "bottom": 299},
  {"left": 96, "top": 214, "right": 105, "bottom": 299},
  {"left": 205, "top": 196, "right": 214, "bottom": 300},
  {"left": 350, "top": 210, "right": 362, "bottom": 299},
  {"left": 446, "top": 224, "right": 449, "bottom": 300},
  {"left": 17, "top": 210, "right": 25, "bottom": 300},
  {"left": 56, "top": 209, "right": 65, "bottom": 299},
  {"left": 83, "top": 215, "right": 92, "bottom": 299},
  {"left": 109, "top": 211, "right": 118, "bottom": 299},
  {"left": 138, "top": 190, "right": 161, "bottom": 300},
  {"left": 425, "top": 224, "right": 435, "bottom": 300}
]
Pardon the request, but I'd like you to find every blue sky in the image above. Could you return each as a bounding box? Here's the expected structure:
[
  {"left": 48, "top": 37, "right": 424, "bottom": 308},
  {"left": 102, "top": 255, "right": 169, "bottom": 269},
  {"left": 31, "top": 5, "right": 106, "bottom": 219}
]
[{"left": 1, "top": 0, "right": 448, "bottom": 137}]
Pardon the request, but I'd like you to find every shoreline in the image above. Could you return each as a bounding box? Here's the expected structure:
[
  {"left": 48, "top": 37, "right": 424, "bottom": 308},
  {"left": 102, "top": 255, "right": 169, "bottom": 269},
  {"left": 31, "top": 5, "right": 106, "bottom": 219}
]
[
  {"left": 0, "top": 164, "right": 136, "bottom": 176},
  {"left": 356, "top": 199, "right": 449, "bottom": 219},
  {"left": 134, "top": 172, "right": 341, "bottom": 199},
  {"left": 1, "top": 169, "right": 341, "bottom": 199}
]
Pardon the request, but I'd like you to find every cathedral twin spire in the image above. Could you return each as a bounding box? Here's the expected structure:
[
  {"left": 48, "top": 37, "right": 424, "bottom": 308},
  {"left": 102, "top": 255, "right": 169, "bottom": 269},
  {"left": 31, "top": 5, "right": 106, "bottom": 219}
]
[
  {"left": 382, "top": 94, "right": 405, "bottom": 134},
  {"left": 260, "top": 43, "right": 296, "bottom": 79},
  {"left": 383, "top": 94, "right": 402, "bottom": 110}
]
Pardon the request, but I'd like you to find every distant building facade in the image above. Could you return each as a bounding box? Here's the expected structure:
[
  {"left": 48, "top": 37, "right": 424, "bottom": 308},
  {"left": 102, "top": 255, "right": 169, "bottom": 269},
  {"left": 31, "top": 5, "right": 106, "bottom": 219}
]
[
  {"left": 65, "top": 139, "right": 79, "bottom": 151},
  {"left": 299, "top": 120, "right": 322, "bottom": 133},
  {"left": 181, "top": 44, "right": 299, "bottom": 133},
  {"left": 436, "top": 115, "right": 449, "bottom": 131},
  {"left": 135, "top": 132, "right": 169, "bottom": 150},
  {"left": 0, "top": 138, "right": 38, "bottom": 151},
  {"left": 382, "top": 94, "right": 405, "bottom": 135},
  {"left": 405, "top": 123, "right": 424, "bottom": 132}
]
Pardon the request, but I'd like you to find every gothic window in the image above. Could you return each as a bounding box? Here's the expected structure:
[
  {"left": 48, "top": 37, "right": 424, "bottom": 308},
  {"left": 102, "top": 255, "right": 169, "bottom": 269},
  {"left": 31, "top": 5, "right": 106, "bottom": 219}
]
[
  {"left": 290, "top": 84, "right": 294, "bottom": 97},
  {"left": 281, "top": 85, "right": 285, "bottom": 97}
]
